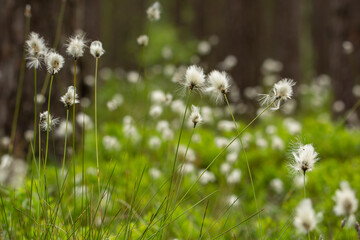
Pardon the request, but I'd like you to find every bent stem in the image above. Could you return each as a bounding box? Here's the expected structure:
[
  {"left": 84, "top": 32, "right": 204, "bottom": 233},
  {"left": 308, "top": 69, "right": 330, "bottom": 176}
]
[
  {"left": 94, "top": 57, "right": 100, "bottom": 195},
  {"left": 62, "top": 109, "right": 69, "bottom": 177},
  {"left": 224, "top": 93, "right": 263, "bottom": 239}
]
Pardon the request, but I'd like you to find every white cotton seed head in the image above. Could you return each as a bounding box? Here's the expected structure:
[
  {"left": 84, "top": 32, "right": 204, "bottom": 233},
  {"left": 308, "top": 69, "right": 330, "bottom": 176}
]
[
  {"left": 190, "top": 105, "right": 202, "bottom": 128},
  {"left": 39, "top": 111, "right": 59, "bottom": 132},
  {"left": 147, "top": 2, "right": 161, "bottom": 21},
  {"left": 294, "top": 199, "right": 320, "bottom": 234},
  {"left": 289, "top": 143, "right": 319, "bottom": 175},
  {"left": 45, "top": 50, "right": 64, "bottom": 74},
  {"left": 259, "top": 78, "right": 295, "bottom": 110},
  {"left": 227, "top": 169, "right": 242, "bottom": 184},
  {"left": 183, "top": 65, "right": 206, "bottom": 91},
  {"left": 60, "top": 86, "right": 80, "bottom": 108},
  {"left": 66, "top": 34, "right": 86, "bottom": 59},
  {"left": 333, "top": 181, "right": 358, "bottom": 217},
  {"left": 90, "top": 41, "right": 105, "bottom": 58},
  {"left": 26, "top": 32, "right": 47, "bottom": 69},
  {"left": 26, "top": 32, "right": 47, "bottom": 58},
  {"left": 206, "top": 70, "right": 230, "bottom": 103},
  {"left": 137, "top": 35, "right": 149, "bottom": 46}
]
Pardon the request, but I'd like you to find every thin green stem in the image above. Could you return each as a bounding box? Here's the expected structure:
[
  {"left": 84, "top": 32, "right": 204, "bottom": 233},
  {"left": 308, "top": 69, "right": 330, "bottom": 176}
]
[
  {"left": 161, "top": 89, "right": 193, "bottom": 237},
  {"left": 73, "top": 59, "right": 77, "bottom": 214},
  {"left": 174, "top": 127, "right": 195, "bottom": 205},
  {"left": 340, "top": 98, "right": 360, "bottom": 126},
  {"left": 44, "top": 74, "right": 54, "bottom": 169},
  {"left": 169, "top": 100, "right": 277, "bottom": 223},
  {"left": 94, "top": 57, "right": 100, "bottom": 195},
  {"left": 303, "top": 173, "right": 306, "bottom": 199},
  {"left": 30, "top": 67, "right": 37, "bottom": 221},
  {"left": 34, "top": 68, "right": 37, "bottom": 154},
  {"left": 8, "top": 7, "right": 31, "bottom": 154},
  {"left": 224, "top": 93, "right": 263, "bottom": 239},
  {"left": 62, "top": 109, "right": 69, "bottom": 176}
]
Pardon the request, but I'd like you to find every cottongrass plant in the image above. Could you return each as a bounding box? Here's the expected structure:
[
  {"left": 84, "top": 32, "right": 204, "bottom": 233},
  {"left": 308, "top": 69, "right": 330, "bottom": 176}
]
[
  {"left": 161, "top": 65, "right": 205, "bottom": 237},
  {"left": 25, "top": 31, "right": 47, "bottom": 214},
  {"left": 259, "top": 78, "right": 295, "bottom": 110},
  {"left": 66, "top": 33, "right": 86, "bottom": 211},
  {"left": 60, "top": 86, "right": 79, "bottom": 175},
  {"left": 333, "top": 181, "right": 358, "bottom": 228},
  {"left": 90, "top": 40, "right": 105, "bottom": 195},
  {"left": 44, "top": 50, "right": 64, "bottom": 167},
  {"left": 207, "top": 69, "right": 265, "bottom": 238},
  {"left": 147, "top": 1, "right": 161, "bottom": 21},
  {"left": 293, "top": 198, "right": 322, "bottom": 236},
  {"left": 159, "top": 76, "right": 294, "bottom": 239},
  {"left": 289, "top": 143, "right": 319, "bottom": 198}
]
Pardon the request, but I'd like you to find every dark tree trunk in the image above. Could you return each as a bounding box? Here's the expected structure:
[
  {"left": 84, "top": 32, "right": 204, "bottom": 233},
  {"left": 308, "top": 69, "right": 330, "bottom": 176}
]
[
  {"left": 272, "top": 0, "right": 301, "bottom": 80},
  {"left": 225, "top": 0, "right": 263, "bottom": 91},
  {"left": 311, "top": 0, "right": 331, "bottom": 75},
  {"left": 329, "top": 0, "right": 360, "bottom": 109}
]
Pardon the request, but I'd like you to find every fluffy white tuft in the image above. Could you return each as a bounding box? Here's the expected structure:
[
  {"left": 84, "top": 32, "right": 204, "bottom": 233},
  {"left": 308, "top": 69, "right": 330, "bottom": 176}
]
[
  {"left": 147, "top": 2, "right": 161, "bottom": 21},
  {"left": 289, "top": 143, "right": 319, "bottom": 175},
  {"left": 90, "top": 41, "right": 105, "bottom": 58},
  {"left": 259, "top": 78, "right": 295, "bottom": 110},
  {"left": 45, "top": 50, "right": 64, "bottom": 74},
  {"left": 294, "top": 199, "right": 321, "bottom": 234},
  {"left": 60, "top": 86, "right": 80, "bottom": 108},
  {"left": 66, "top": 34, "right": 87, "bottom": 59}
]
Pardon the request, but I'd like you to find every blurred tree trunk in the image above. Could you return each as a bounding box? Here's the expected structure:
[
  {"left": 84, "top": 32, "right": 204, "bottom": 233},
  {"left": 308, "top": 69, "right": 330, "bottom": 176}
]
[
  {"left": 272, "top": 0, "right": 301, "bottom": 80},
  {"left": 328, "top": 0, "right": 360, "bottom": 109},
  {"left": 311, "top": 0, "right": 331, "bottom": 75},
  {"left": 225, "top": 0, "right": 263, "bottom": 92}
]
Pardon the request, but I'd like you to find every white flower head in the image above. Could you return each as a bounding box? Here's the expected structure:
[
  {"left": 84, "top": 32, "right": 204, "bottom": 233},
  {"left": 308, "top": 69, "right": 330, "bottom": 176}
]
[
  {"left": 206, "top": 70, "right": 230, "bottom": 103},
  {"left": 26, "top": 32, "right": 47, "bottom": 69},
  {"left": 147, "top": 2, "right": 161, "bottom": 21},
  {"left": 182, "top": 65, "right": 206, "bottom": 92},
  {"left": 333, "top": 181, "right": 358, "bottom": 219},
  {"left": 39, "top": 111, "right": 59, "bottom": 132},
  {"left": 259, "top": 78, "right": 295, "bottom": 110},
  {"left": 90, "top": 40, "right": 105, "bottom": 58},
  {"left": 102, "top": 136, "right": 121, "bottom": 151},
  {"left": 289, "top": 143, "right": 319, "bottom": 175},
  {"left": 227, "top": 169, "right": 242, "bottom": 184},
  {"left": 66, "top": 34, "right": 87, "bottom": 59},
  {"left": 294, "top": 199, "right": 321, "bottom": 234},
  {"left": 137, "top": 35, "right": 149, "bottom": 46},
  {"left": 45, "top": 50, "right": 64, "bottom": 74},
  {"left": 60, "top": 86, "right": 80, "bottom": 108},
  {"left": 190, "top": 105, "right": 202, "bottom": 128}
]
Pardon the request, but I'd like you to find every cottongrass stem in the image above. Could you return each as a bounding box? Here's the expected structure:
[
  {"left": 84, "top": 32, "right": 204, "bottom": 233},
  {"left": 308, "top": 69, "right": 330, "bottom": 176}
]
[
  {"left": 91, "top": 40, "right": 105, "bottom": 195},
  {"left": 224, "top": 93, "right": 263, "bottom": 239}
]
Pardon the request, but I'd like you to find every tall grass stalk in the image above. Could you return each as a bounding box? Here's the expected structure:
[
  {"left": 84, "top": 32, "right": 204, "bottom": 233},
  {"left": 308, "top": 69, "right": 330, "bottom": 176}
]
[
  {"left": 44, "top": 74, "right": 55, "bottom": 168},
  {"left": 224, "top": 93, "right": 263, "bottom": 239},
  {"left": 161, "top": 89, "right": 193, "bottom": 237},
  {"left": 94, "top": 57, "right": 101, "bottom": 195},
  {"left": 9, "top": 7, "right": 31, "bottom": 154},
  {"left": 167, "top": 100, "right": 277, "bottom": 225},
  {"left": 173, "top": 127, "right": 195, "bottom": 204},
  {"left": 62, "top": 109, "right": 69, "bottom": 175},
  {"left": 73, "top": 59, "right": 77, "bottom": 214}
]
